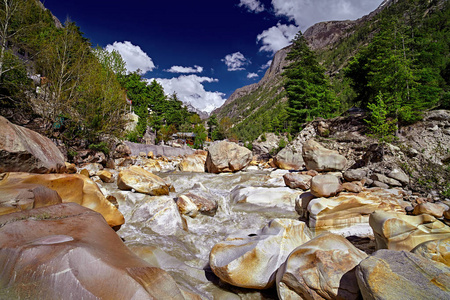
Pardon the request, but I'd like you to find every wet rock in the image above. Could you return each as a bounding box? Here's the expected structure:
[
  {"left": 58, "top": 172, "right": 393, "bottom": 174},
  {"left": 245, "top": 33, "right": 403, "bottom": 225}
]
[
  {"left": 356, "top": 250, "right": 450, "bottom": 300},
  {"left": 117, "top": 165, "right": 170, "bottom": 196},
  {"left": 310, "top": 174, "right": 340, "bottom": 197},
  {"left": 412, "top": 237, "right": 450, "bottom": 267},
  {"left": 0, "top": 116, "right": 65, "bottom": 173},
  {"left": 308, "top": 188, "right": 405, "bottom": 237},
  {"left": 97, "top": 170, "right": 115, "bottom": 183},
  {"left": 283, "top": 173, "right": 312, "bottom": 190},
  {"left": 0, "top": 203, "right": 195, "bottom": 299},
  {"left": 0, "top": 172, "right": 124, "bottom": 227},
  {"left": 143, "top": 159, "right": 162, "bottom": 172},
  {"left": 343, "top": 168, "right": 367, "bottom": 182},
  {"left": 369, "top": 210, "right": 450, "bottom": 251},
  {"left": 206, "top": 141, "right": 252, "bottom": 173},
  {"left": 276, "top": 232, "right": 367, "bottom": 300},
  {"left": 182, "top": 192, "right": 218, "bottom": 216},
  {"left": 176, "top": 194, "right": 199, "bottom": 217},
  {"left": 210, "top": 219, "right": 312, "bottom": 289},
  {"left": 302, "top": 139, "right": 347, "bottom": 171},
  {"left": 412, "top": 202, "right": 446, "bottom": 218},
  {"left": 178, "top": 153, "right": 207, "bottom": 172}
]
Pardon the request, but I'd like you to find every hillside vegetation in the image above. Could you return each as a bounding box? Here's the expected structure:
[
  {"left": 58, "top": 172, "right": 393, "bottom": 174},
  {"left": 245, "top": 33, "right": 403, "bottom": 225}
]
[{"left": 215, "top": 0, "right": 449, "bottom": 142}]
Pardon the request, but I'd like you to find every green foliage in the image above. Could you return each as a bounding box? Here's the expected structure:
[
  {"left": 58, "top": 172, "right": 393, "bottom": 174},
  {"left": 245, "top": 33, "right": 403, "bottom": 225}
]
[
  {"left": 365, "top": 93, "right": 397, "bottom": 143},
  {"left": 193, "top": 124, "right": 207, "bottom": 149},
  {"left": 88, "top": 142, "right": 110, "bottom": 155}
]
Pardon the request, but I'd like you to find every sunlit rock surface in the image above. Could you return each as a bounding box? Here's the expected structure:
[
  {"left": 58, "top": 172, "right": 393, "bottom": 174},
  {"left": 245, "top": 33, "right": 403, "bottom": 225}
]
[
  {"left": 412, "top": 237, "right": 450, "bottom": 267},
  {"left": 283, "top": 173, "right": 312, "bottom": 190},
  {"left": 210, "top": 219, "right": 312, "bottom": 289},
  {"left": 0, "top": 172, "right": 124, "bottom": 227},
  {"left": 310, "top": 174, "right": 340, "bottom": 197},
  {"left": 0, "top": 116, "right": 65, "bottom": 173},
  {"left": 276, "top": 232, "right": 367, "bottom": 300},
  {"left": 370, "top": 210, "right": 450, "bottom": 251},
  {"left": 0, "top": 203, "right": 198, "bottom": 299},
  {"left": 356, "top": 250, "right": 450, "bottom": 300},
  {"left": 205, "top": 141, "right": 252, "bottom": 173},
  {"left": 274, "top": 146, "right": 305, "bottom": 170},
  {"left": 117, "top": 165, "right": 171, "bottom": 196},
  {"left": 302, "top": 139, "right": 347, "bottom": 171},
  {"left": 178, "top": 153, "right": 207, "bottom": 172},
  {"left": 308, "top": 188, "right": 405, "bottom": 237}
]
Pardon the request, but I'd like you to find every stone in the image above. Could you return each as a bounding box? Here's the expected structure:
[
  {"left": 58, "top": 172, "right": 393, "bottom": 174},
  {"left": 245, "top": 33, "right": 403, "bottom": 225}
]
[
  {"left": 308, "top": 188, "right": 405, "bottom": 237},
  {"left": 356, "top": 250, "right": 450, "bottom": 300},
  {"left": 276, "top": 233, "right": 367, "bottom": 300},
  {"left": 79, "top": 168, "right": 90, "bottom": 177},
  {"left": 412, "top": 202, "right": 446, "bottom": 218},
  {"left": 445, "top": 209, "right": 450, "bottom": 220},
  {"left": 231, "top": 186, "right": 303, "bottom": 216},
  {"left": 369, "top": 210, "right": 450, "bottom": 251},
  {"left": 295, "top": 192, "right": 315, "bottom": 218},
  {"left": 0, "top": 172, "right": 124, "bottom": 227},
  {"left": 97, "top": 170, "right": 115, "bottom": 183},
  {"left": 143, "top": 159, "right": 162, "bottom": 172},
  {"left": 113, "top": 143, "right": 131, "bottom": 158},
  {"left": 182, "top": 192, "right": 218, "bottom": 216},
  {"left": 82, "top": 162, "right": 103, "bottom": 176},
  {"left": 206, "top": 141, "right": 252, "bottom": 173},
  {"left": 210, "top": 219, "right": 312, "bottom": 289},
  {"left": 178, "top": 153, "right": 207, "bottom": 172},
  {"left": 274, "top": 146, "right": 305, "bottom": 170},
  {"left": 343, "top": 168, "right": 367, "bottom": 182},
  {"left": 117, "top": 165, "right": 170, "bottom": 196},
  {"left": 176, "top": 195, "right": 199, "bottom": 217},
  {"left": 341, "top": 182, "right": 363, "bottom": 193},
  {"left": 283, "top": 173, "right": 312, "bottom": 190},
  {"left": 412, "top": 237, "right": 450, "bottom": 267},
  {"left": 147, "top": 151, "right": 154, "bottom": 159},
  {"left": 302, "top": 139, "right": 347, "bottom": 171},
  {"left": 370, "top": 173, "right": 402, "bottom": 187},
  {"left": 387, "top": 168, "right": 409, "bottom": 185},
  {"left": 371, "top": 180, "right": 389, "bottom": 189},
  {"left": 0, "top": 116, "right": 65, "bottom": 173},
  {"left": 139, "top": 151, "right": 147, "bottom": 157},
  {"left": 65, "top": 162, "right": 77, "bottom": 174},
  {"left": 252, "top": 133, "right": 283, "bottom": 156},
  {"left": 310, "top": 174, "right": 340, "bottom": 197},
  {"left": 0, "top": 203, "right": 195, "bottom": 299}
]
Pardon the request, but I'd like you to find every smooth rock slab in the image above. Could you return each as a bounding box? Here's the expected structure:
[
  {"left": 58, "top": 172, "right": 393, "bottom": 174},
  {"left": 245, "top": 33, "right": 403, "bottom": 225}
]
[
  {"left": 412, "top": 237, "right": 450, "bottom": 267},
  {"left": 370, "top": 210, "right": 450, "bottom": 251},
  {"left": 0, "top": 172, "right": 124, "bottom": 227},
  {"left": 210, "top": 219, "right": 312, "bottom": 289},
  {"left": 0, "top": 203, "right": 197, "bottom": 299},
  {"left": 276, "top": 232, "right": 367, "bottom": 300},
  {"left": 356, "top": 250, "right": 450, "bottom": 300},
  {"left": 118, "top": 165, "right": 170, "bottom": 196}
]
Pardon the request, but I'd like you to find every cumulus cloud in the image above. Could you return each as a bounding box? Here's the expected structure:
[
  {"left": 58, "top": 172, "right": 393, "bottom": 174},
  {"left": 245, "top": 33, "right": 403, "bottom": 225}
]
[
  {"left": 261, "top": 60, "right": 272, "bottom": 70},
  {"left": 257, "top": 23, "right": 299, "bottom": 54},
  {"left": 165, "top": 65, "right": 203, "bottom": 73},
  {"left": 222, "top": 52, "right": 250, "bottom": 71},
  {"left": 247, "top": 72, "right": 259, "bottom": 79},
  {"left": 239, "top": 0, "right": 265, "bottom": 13},
  {"left": 150, "top": 75, "right": 226, "bottom": 113},
  {"left": 104, "top": 41, "right": 155, "bottom": 74},
  {"left": 271, "top": 0, "right": 383, "bottom": 31}
]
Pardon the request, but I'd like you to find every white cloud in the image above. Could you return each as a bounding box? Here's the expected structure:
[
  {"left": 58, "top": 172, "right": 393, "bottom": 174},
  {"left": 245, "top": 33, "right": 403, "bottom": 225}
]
[
  {"left": 222, "top": 52, "right": 250, "bottom": 71},
  {"left": 271, "top": 0, "right": 384, "bottom": 31},
  {"left": 104, "top": 41, "right": 155, "bottom": 74},
  {"left": 165, "top": 65, "right": 203, "bottom": 73},
  {"left": 239, "top": 0, "right": 265, "bottom": 13},
  {"left": 261, "top": 60, "right": 272, "bottom": 70},
  {"left": 247, "top": 72, "right": 259, "bottom": 79},
  {"left": 257, "top": 23, "right": 299, "bottom": 54},
  {"left": 150, "top": 75, "right": 226, "bottom": 113}
]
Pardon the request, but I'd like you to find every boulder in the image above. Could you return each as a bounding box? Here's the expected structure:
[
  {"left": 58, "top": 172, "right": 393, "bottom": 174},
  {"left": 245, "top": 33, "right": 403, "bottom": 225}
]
[
  {"left": 341, "top": 182, "right": 363, "bottom": 193},
  {"left": 0, "top": 203, "right": 196, "bottom": 299},
  {"left": 370, "top": 173, "right": 402, "bottom": 187},
  {"left": 0, "top": 116, "right": 65, "bottom": 173},
  {"left": 343, "top": 169, "right": 367, "bottom": 182},
  {"left": 310, "top": 174, "right": 340, "bottom": 197},
  {"left": 97, "top": 170, "right": 115, "bottom": 183},
  {"left": 210, "top": 219, "right": 312, "bottom": 289},
  {"left": 143, "top": 159, "right": 162, "bottom": 172},
  {"left": 276, "top": 233, "right": 367, "bottom": 300},
  {"left": 387, "top": 168, "right": 409, "bottom": 185},
  {"left": 252, "top": 133, "right": 283, "bottom": 156},
  {"left": 412, "top": 202, "right": 446, "bottom": 218},
  {"left": 0, "top": 172, "right": 124, "bottom": 227},
  {"left": 206, "top": 141, "right": 252, "bottom": 173},
  {"left": 180, "top": 192, "right": 218, "bottom": 216},
  {"left": 274, "top": 146, "right": 305, "bottom": 170},
  {"left": 412, "top": 237, "right": 450, "bottom": 267},
  {"left": 81, "top": 163, "right": 103, "bottom": 177},
  {"left": 176, "top": 195, "right": 199, "bottom": 217},
  {"left": 117, "top": 165, "right": 170, "bottom": 196},
  {"left": 308, "top": 188, "right": 405, "bottom": 237},
  {"left": 65, "top": 162, "right": 77, "bottom": 174},
  {"left": 369, "top": 210, "right": 450, "bottom": 251},
  {"left": 302, "top": 139, "right": 347, "bottom": 171},
  {"left": 178, "top": 153, "right": 207, "bottom": 172},
  {"left": 356, "top": 250, "right": 450, "bottom": 300},
  {"left": 283, "top": 173, "right": 312, "bottom": 190}
]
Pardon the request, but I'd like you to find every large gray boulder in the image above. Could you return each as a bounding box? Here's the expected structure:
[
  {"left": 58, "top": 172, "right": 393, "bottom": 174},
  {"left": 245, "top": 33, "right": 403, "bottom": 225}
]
[
  {"left": 206, "top": 141, "right": 252, "bottom": 173},
  {"left": 356, "top": 250, "right": 450, "bottom": 300},
  {"left": 302, "top": 139, "right": 347, "bottom": 171},
  {"left": 0, "top": 116, "right": 65, "bottom": 173}
]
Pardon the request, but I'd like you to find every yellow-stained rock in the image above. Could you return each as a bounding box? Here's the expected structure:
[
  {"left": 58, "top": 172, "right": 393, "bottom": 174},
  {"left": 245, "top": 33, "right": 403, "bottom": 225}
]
[
  {"left": 178, "top": 153, "right": 207, "bottom": 172},
  {"left": 412, "top": 237, "right": 450, "bottom": 267},
  {"left": 0, "top": 172, "right": 124, "bottom": 227},
  {"left": 118, "top": 165, "right": 170, "bottom": 196},
  {"left": 79, "top": 169, "right": 90, "bottom": 177},
  {"left": 412, "top": 202, "right": 446, "bottom": 218},
  {"left": 64, "top": 162, "right": 77, "bottom": 174},
  {"left": 370, "top": 210, "right": 450, "bottom": 251},
  {"left": 97, "top": 170, "right": 115, "bottom": 183}
]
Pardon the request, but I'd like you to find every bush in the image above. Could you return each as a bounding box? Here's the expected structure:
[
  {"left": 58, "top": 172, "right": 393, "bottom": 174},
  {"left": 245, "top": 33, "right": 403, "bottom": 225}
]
[{"left": 88, "top": 142, "right": 110, "bottom": 155}]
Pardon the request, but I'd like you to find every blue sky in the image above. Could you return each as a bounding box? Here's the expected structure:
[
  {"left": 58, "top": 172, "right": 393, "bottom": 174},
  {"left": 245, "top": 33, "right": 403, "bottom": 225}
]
[{"left": 40, "top": 0, "right": 383, "bottom": 112}]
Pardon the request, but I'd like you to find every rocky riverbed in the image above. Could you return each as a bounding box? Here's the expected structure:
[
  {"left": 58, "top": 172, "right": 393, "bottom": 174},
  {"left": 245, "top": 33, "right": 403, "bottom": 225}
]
[{"left": 0, "top": 113, "right": 450, "bottom": 299}]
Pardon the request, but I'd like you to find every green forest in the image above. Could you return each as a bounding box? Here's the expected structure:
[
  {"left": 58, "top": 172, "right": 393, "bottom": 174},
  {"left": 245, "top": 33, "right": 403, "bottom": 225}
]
[{"left": 225, "top": 0, "right": 449, "bottom": 143}]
